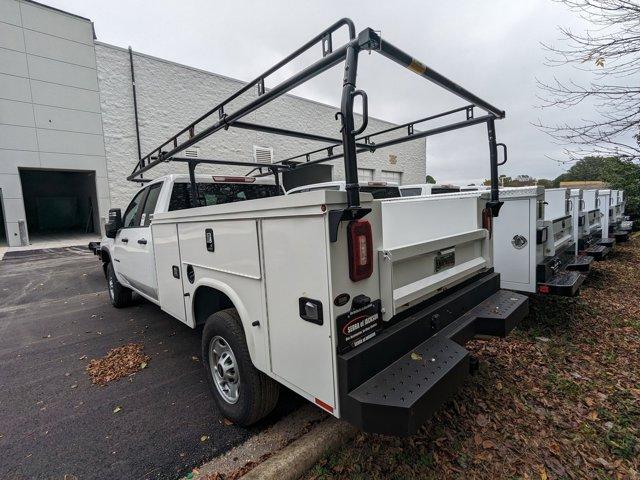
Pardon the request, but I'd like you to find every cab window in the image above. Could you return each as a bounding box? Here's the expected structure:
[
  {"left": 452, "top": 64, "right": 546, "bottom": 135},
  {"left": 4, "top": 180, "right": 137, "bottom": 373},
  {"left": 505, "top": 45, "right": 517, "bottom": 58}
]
[
  {"left": 168, "top": 182, "right": 282, "bottom": 211},
  {"left": 122, "top": 189, "right": 146, "bottom": 228},
  {"left": 139, "top": 183, "right": 162, "bottom": 227}
]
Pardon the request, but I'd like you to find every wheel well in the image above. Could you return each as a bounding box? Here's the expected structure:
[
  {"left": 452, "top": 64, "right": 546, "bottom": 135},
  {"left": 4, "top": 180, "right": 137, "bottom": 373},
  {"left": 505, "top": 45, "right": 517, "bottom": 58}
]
[
  {"left": 100, "top": 248, "right": 111, "bottom": 278},
  {"left": 193, "top": 286, "right": 235, "bottom": 326}
]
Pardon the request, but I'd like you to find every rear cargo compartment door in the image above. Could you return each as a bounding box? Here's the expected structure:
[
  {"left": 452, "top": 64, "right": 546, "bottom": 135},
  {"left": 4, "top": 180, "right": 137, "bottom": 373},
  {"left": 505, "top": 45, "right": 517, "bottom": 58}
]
[
  {"left": 261, "top": 216, "right": 335, "bottom": 408},
  {"left": 152, "top": 223, "right": 187, "bottom": 323}
]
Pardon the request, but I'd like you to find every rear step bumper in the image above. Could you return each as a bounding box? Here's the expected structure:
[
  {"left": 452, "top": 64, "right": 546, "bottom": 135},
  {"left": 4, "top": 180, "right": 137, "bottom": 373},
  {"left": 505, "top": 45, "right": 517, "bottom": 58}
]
[
  {"left": 614, "top": 230, "right": 630, "bottom": 243},
  {"left": 537, "top": 270, "right": 585, "bottom": 297},
  {"left": 583, "top": 244, "right": 610, "bottom": 260},
  {"left": 565, "top": 254, "right": 593, "bottom": 273},
  {"left": 599, "top": 237, "right": 615, "bottom": 248},
  {"left": 337, "top": 272, "right": 528, "bottom": 436}
]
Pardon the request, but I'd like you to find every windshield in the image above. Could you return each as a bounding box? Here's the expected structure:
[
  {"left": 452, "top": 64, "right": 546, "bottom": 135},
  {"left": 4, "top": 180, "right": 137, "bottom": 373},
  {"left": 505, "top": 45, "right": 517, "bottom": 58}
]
[
  {"left": 360, "top": 186, "right": 401, "bottom": 199},
  {"left": 169, "top": 182, "right": 282, "bottom": 211},
  {"left": 400, "top": 187, "right": 422, "bottom": 197}
]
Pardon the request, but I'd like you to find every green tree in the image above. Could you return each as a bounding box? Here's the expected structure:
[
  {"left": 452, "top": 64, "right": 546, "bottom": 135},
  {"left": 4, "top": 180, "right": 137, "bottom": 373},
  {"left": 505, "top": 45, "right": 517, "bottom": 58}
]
[
  {"left": 425, "top": 175, "right": 436, "bottom": 184},
  {"left": 537, "top": 178, "right": 557, "bottom": 188},
  {"left": 554, "top": 156, "right": 640, "bottom": 218}
]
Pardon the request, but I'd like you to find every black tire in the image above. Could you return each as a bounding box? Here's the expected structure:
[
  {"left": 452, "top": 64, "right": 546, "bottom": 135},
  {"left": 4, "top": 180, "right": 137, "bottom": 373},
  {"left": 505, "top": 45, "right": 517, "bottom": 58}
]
[
  {"left": 106, "top": 262, "right": 132, "bottom": 308},
  {"left": 202, "top": 308, "right": 279, "bottom": 426}
]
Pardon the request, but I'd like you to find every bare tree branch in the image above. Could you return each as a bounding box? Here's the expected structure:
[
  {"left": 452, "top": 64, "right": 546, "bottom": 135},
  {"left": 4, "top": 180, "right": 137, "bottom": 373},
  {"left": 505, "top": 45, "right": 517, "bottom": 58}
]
[{"left": 537, "top": 0, "right": 640, "bottom": 161}]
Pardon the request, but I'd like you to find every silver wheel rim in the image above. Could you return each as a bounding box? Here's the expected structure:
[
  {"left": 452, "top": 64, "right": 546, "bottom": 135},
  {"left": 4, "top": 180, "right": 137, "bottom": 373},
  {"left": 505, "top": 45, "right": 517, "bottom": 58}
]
[
  {"left": 108, "top": 275, "right": 115, "bottom": 300},
  {"left": 209, "top": 335, "right": 240, "bottom": 404}
]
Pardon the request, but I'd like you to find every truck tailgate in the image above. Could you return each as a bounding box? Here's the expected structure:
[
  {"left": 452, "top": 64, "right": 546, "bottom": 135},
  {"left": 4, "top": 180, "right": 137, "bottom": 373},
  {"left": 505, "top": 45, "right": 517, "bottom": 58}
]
[{"left": 376, "top": 194, "right": 490, "bottom": 318}]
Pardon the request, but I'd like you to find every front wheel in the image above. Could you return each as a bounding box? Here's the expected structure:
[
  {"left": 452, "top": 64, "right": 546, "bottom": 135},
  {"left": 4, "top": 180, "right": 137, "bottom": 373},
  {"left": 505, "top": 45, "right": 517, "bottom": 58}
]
[
  {"left": 202, "top": 308, "right": 279, "bottom": 426},
  {"left": 106, "top": 262, "right": 132, "bottom": 308}
]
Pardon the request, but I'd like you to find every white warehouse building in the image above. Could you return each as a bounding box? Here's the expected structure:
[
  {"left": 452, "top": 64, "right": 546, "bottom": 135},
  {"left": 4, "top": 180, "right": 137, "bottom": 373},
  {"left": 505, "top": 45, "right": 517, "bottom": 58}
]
[{"left": 0, "top": 0, "right": 426, "bottom": 247}]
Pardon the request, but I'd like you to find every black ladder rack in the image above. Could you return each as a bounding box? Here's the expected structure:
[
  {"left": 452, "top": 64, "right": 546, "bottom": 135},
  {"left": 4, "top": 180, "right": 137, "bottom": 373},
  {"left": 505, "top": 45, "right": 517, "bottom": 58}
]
[{"left": 128, "top": 18, "right": 508, "bottom": 240}]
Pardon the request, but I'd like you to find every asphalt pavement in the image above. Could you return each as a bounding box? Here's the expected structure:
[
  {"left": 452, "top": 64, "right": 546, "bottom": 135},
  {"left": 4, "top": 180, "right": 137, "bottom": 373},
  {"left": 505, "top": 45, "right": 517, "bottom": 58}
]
[{"left": 0, "top": 246, "right": 301, "bottom": 479}]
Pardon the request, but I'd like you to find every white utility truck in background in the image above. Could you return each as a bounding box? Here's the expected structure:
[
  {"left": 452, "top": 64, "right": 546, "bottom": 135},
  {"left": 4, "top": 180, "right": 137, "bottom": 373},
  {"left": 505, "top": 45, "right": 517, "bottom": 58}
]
[
  {"left": 287, "top": 180, "right": 401, "bottom": 198},
  {"left": 581, "top": 189, "right": 612, "bottom": 259},
  {"left": 543, "top": 188, "right": 593, "bottom": 274},
  {"left": 399, "top": 183, "right": 461, "bottom": 197},
  {"left": 610, "top": 189, "right": 631, "bottom": 242},
  {"left": 491, "top": 187, "right": 586, "bottom": 296},
  {"left": 90, "top": 19, "right": 528, "bottom": 436},
  {"left": 597, "top": 189, "right": 617, "bottom": 250}
]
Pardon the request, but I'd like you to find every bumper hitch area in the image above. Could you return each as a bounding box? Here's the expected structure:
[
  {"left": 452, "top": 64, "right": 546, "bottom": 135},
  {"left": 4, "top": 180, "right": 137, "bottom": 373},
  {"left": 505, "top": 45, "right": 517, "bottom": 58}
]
[
  {"left": 537, "top": 270, "right": 585, "bottom": 297},
  {"left": 337, "top": 273, "right": 528, "bottom": 437},
  {"left": 565, "top": 254, "right": 594, "bottom": 273},
  {"left": 583, "top": 244, "right": 610, "bottom": 260},
  {"left": 614, "top": 230, "right": 630, "bottom": 243}
]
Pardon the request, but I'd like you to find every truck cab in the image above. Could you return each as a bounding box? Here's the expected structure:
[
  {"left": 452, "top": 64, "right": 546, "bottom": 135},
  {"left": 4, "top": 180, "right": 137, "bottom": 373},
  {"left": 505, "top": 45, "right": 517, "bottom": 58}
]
[
  {"left": 95, "top": 174, "right": 284, "bottom": 305},
  {"left": 399, "top": 183, "right": 461, "bottom": 197}
]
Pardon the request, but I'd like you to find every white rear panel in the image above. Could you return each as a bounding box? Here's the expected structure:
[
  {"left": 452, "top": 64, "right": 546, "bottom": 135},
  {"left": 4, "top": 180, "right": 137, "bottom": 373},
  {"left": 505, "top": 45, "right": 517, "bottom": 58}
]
[
  {"left": 376, "top": 194, "right": 490, "bottom": 315},
  {"left": 261, "top": 215, "right": 335, "bottom": 408}
]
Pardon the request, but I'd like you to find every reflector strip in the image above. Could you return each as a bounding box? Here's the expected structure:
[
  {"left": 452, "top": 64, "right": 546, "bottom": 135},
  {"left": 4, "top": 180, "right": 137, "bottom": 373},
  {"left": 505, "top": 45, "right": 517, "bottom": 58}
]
[{"left": 314, "top": 397, "right": 334, "bottom": 413}]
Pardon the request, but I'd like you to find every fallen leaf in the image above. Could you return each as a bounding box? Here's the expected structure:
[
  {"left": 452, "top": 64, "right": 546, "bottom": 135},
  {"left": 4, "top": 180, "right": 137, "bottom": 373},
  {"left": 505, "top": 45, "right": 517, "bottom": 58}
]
[
  {"left": 223, "top": 418, "right": 233, "bottom": 426},
  {"left": 200, "top": 435, "right": 209, "bottom": 442},
  {"left": 410, "top": 352, "right": 423, "bottom": 361},
  {"left": 113, "top": 406, "right": 122, "bottom": 414},
  {"left": 476, "top": 414, "right": 489, "bottom": 427}
]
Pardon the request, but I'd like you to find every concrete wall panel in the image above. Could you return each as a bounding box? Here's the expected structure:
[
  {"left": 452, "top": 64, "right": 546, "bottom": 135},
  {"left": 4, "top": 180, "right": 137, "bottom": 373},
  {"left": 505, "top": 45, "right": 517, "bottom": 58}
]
[
  {"left": 36, "top": 128, "right": 105, "bottom": 156},
  {"left": 30, "top": 79, "right": 101, "bottom": 112},
  {"left": 0, "top": 46, "right": 28, "bottom": 76},
  {"left": 34, "top": 104, "right": 102, "bottom": 134},
  {"left": 0, "top": 124, "right": 37, "bottom": 150},
  {"left": 0, "top": 72, "right": 31, "bottom": 101},
  {"left": 24, "top": 29, "right": 96, "bottom": 68},
  {"left": 0, "top": 149, "right": 38, "bottom": 174},
  {"left": 39, "top": 151, "right": 107, "bottom": 177},
  {"left": 0, "top": 21, "right": 25, "bottom": 51},
  {"left": 0, "top": 0, "right": 21, "bottom": 27},
  {"left": 19, "top": 2, "right": 93, "bottom": 45},
  {"left": 27, "top": 54, "right": 98, "bottom": 90},
  {"left": 0, "top": 98, "right": 34, "bottom": 127}
]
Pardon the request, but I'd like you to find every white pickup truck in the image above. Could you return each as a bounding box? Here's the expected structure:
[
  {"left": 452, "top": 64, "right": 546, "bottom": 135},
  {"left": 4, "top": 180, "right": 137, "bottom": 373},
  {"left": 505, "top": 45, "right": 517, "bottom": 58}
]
[
  {"left": 90, "top": 17, "right": 527, "bottom": 435},
  {"left": 92, "top": 174, "right": 527, "bottom": 436}
]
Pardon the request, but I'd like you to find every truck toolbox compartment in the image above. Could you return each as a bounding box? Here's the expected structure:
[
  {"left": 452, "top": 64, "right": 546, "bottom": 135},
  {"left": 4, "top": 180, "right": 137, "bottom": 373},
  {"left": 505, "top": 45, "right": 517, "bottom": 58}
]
[
  {"left": 584, "top": 244, "right": 610, "bottom": 260},
  {"left": 538, "top": 270, "right": 585, "bottom": 297},
  {"left": 337, "top": 273, "right": 528, "bottom": 436},
  {"left": 565, "top": 254, "right": 593, "bottom": 273}
]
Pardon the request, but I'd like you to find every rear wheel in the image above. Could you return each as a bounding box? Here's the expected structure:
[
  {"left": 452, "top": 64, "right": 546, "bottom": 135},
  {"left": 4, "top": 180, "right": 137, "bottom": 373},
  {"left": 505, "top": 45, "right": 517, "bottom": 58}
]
[
  {"left": 106, "top": 262, "right": 132, "bottom": 308},
  {"left": 202, "top": 308, "right": 279, "bottom": 426}
]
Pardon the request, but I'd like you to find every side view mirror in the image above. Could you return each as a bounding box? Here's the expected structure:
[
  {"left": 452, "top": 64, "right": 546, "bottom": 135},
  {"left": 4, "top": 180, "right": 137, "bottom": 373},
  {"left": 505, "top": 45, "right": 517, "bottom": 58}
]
[{"left": 105, "top": 208, "right": 122, "bottom": 238}]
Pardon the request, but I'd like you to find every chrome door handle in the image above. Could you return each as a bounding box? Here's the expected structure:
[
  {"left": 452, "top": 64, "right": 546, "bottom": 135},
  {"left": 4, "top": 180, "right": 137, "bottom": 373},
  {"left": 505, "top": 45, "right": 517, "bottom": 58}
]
[{"left": 138, "top": 238, "right": 147, "bottom": 245}]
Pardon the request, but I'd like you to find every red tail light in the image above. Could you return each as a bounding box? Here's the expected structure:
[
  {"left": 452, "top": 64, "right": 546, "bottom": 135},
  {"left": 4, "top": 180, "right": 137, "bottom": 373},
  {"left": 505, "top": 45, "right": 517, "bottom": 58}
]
[{"left": 347, "top": 220, "right": 373, "bottom": 282}]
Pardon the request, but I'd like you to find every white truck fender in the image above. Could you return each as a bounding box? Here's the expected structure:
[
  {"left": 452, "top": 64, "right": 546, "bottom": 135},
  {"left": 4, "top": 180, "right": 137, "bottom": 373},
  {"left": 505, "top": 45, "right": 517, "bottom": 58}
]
[{"left": 190, "top": 277, "right": 260, "bottom": 366}]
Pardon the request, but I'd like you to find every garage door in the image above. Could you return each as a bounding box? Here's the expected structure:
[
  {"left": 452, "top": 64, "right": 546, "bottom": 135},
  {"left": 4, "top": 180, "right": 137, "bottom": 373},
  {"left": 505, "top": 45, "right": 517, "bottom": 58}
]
[{"left": 19, "top": 169, "right": 99, "bottom": 238}]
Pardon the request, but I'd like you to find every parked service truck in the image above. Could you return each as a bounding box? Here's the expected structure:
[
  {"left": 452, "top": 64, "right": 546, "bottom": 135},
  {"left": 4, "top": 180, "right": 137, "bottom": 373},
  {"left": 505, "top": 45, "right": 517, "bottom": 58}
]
[
  {"left": 90, "top": 19, "right": 528, "bottom": 436},
  {"left": 491, "top": 187, "right": 586, "bottom": 296}
]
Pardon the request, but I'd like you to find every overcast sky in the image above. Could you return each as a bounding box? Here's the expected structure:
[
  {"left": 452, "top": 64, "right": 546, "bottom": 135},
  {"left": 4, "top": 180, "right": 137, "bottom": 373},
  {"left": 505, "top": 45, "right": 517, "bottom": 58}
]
[{"left": 44, "top": 0, "right": 607, "bottom": 184}]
